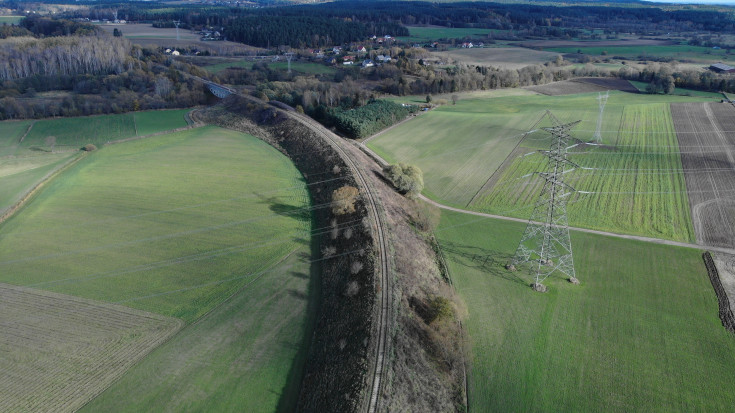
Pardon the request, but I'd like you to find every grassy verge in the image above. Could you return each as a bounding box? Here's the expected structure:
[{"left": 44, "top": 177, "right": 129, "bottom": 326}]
[{"left": 436, "top": 209, "right": 735, "bottom": 412}]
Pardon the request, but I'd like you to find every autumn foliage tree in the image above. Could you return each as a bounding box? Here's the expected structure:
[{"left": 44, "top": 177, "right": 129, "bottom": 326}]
[{"left": 331, "top": 185, "right": 359, "bottom": 215}]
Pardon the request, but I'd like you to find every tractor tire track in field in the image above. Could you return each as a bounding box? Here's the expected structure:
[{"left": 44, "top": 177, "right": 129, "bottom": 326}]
[
  {"left": 17, "top": 120, "right": 35, "bottom": 143},
  {"left": 671, "top": 102, "right": 735, "bottom": 250}
]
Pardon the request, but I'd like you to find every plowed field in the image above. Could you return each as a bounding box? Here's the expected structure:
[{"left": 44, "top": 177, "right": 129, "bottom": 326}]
[
  {"left": 0, "top": 283, "right": 181, "bottom": 412},
  {"left": 671, "top": 102, "right": 735, "bottom": 249}
]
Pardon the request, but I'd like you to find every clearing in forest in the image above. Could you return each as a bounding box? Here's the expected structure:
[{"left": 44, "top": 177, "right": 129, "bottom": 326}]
[{"left": 437, "top": 210, "right": 735, "bottom": 412}]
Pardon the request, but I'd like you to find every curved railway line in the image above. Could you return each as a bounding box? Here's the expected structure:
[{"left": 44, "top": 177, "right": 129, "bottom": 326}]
[{"left": 202, "top": 81, "right": 393, "bottom": 412}]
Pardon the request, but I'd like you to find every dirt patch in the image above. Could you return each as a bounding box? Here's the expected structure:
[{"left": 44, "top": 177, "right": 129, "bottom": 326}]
[
  {"left": 517, "top": 39, "right": 676, "bottom": 48},
  {"left": 671, "top": 102, "right": 735, "bottom": 249},
  {"left": 527, "top": 77, "right": 639, "bottom": 95},
  {"left": 0, "top": 283, "right": 182, "bottom": 412}
]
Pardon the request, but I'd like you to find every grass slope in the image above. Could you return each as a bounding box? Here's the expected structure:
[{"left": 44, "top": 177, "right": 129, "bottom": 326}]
[
  {"left": 437, "top": 210, "right": 735, "bottom": 412},
  {"left": 0, "top": 153, "right": 75, "bottom": 211},
  {"left": 0, "top": 126, "right": 311, "bottom": 322},
  {"left": 133, "top": 109, "right": 189, "bottom": 135},
  {"left": 0, "top": 120, "right": 31, "bottom": 157}
]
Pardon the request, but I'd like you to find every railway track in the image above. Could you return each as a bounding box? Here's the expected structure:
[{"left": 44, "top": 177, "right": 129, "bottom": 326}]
[
  {"left": 213, "top": 85, "right": 392, "bottom": 412},
  {"left": 287, "top": 111, "right": 391, "bottom": 413}
]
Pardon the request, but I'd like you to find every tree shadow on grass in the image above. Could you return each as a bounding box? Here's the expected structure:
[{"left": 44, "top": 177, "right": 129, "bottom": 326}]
[
  {"left": 254, "top": 192, "right": 311, "bottom": 222},
  {"left": 440, "top": 240, "right": 528, "bottom": 286}
]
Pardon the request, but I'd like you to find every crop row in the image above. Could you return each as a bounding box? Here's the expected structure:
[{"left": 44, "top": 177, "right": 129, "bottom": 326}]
[{"left": 472, "top": 103, "right": 695, "bottom": 241}]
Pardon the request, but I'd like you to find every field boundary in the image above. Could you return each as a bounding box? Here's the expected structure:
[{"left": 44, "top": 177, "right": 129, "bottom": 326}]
[
  {"left": 703, "top": 252, "right": 735, "bottom": 334},
  {"left": 104, "top": 124, "right": 204, "bottom": 146},
  {"left": 0, "top": 151, "right": 86, "bottom": 226},
  {"left": 18, "top": 120, "right": 35, "bottom": 143}
]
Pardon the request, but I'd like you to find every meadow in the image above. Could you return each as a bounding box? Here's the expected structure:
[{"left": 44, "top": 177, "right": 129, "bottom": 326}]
[
  {"left": 398, "top": 26, "right": 500, "bottom": 43},
  {"left": 0, "top": 126, "right": 317, "bottom": 412},
  {"left": 368, "top": 90, "right": 715, "bottom": 240},
  {"left": 548, "top": 44, "right": 735, "bottom": 63},
  {"left": 436, "top": 210, "right": 735, "bottom": 412},
  {"left": 205, "top": 59, "right": 336, "bottom": 75}
]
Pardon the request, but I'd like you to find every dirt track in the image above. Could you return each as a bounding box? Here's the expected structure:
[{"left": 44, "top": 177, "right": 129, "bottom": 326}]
[{"left": 671, "top": 102, "right": 735, "bottom": 250}]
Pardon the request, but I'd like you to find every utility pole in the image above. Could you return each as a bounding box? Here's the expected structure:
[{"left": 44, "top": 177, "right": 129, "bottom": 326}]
[
  {"left": 285, "top": 52, "right": 294, "bottom": 74},
  {"left": 508, "top": 113, "right": 581, "bottom": 292},
  {"left": 593, "top": 91, "right": 608, "bottom": 143},
  {"left": 173, "top": 20, "right": 181, "bottom": 41}
]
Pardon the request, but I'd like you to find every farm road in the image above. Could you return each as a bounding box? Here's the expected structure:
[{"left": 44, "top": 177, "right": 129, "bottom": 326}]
[{"left": 358, "top": 139, "right": 735, "bottom": 255}]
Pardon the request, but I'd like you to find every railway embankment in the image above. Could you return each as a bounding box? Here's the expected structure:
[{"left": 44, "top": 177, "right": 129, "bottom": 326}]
[{"left": 198, "top": 95, "right": 377, "bottom": 413}]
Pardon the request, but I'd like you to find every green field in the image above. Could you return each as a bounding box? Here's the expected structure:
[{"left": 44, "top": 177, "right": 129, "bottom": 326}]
[
  {"left": 437, "top": 210, "right": 735, "bottom": 412},
  {"left": 0, "top": 126, "right": 311, "bottom": 321},
  {"left": 398, "top": 26, "right": 499, "bottom": 43},
  {"left": 473, "top": 103, "right": 694, "bottom": 241},
  {"left": 0, "top": 125, "right": 316, "bottom": 411},
  {"left": 205, "top": 60, "right": 336, "bottom": 75},
  {"left": 549, "top": 44, "right": 735, "bottom": 63},
  {"left": 20, "top": 109, "right": 189, "bottom": 150},
  {"left": 368, "top": 90, "right": 714, "bottom": 240},
  {"left": 0, "top": 153, "right": 75, "bottom": 211},
  {"left": 0, "top": 120, "right": 32, "bottom": 157},
  {"left": 0, "top": 16, "right": 23, "bottom": 25}
]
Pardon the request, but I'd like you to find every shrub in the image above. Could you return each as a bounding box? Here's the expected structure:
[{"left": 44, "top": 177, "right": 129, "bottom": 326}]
[
  {"left": 331, "top": 185, "right": 359, "bottom": 215},
  {"left": 82, "top": 143, "right": 97, "bottom": 151},
  {"left": 410, "top": 200, "right": 441, "bottom": 232},
  {"left": 383, "top": 163, "right": 424, "bottom": 198}
]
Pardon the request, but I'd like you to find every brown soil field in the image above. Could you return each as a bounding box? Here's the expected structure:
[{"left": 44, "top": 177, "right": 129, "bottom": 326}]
[
  {"left": 97, "top": 24, "right": 261, "bottom": 55},
  {"left": 0, "top": 283, "right": 182, "bottom": 412},
  {"left": 517, "top": 39, "right": 676, "bottom": 48},
  {"left": 671, "top": 102, "right": 735, "bottom": 249},
  {"left": 528, "top": 77, "right": 639, "bottom": 95},
  {"left": 713, "top": 253, "right": 735, "bottom": 316},
  {"left": 430, "top": 46, "right": 560, "bottom": 69}
]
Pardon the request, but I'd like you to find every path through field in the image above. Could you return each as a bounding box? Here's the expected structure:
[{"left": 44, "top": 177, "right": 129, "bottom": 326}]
[
  {"left": 671, "top": 102, "right": 735, "bottom": 249},
  {"left": 0, "top": 283, "right": 181, "bottom": 413}
]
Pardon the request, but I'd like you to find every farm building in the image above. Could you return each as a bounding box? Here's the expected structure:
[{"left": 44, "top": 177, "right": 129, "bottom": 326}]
[{"left": 709, "top": 63, "right": 735, "bottom": 73}]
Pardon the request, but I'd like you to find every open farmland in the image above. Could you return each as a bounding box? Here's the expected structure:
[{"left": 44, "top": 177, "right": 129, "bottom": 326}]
[
  {"left": 19, "top": 109, "right": 189, "bottom": 150},
  {"left": 0, "top": 16, "right": 23, "bottom": 25},
  {"left": 473, "top": 103, "right": 695, "bottom": 241},
  {"left": 0, "top": 283, "right": 181, "bottom": 412},
  {"left": 546, "top": 44, "right": 735, "bottom": 64},
  {"left": 0, "top": 126, "right": 317, "bottom": 412},
  {"left": 529, "top": 78, "right": 639, "bottom": 96},
  {"left": 97, "top": 24, "right": 260, "bottom": 55},
  {"left": 671, "top": 102, "right": 735, "bottom": 249},
  {"left": 398, "top": 26, "right": 500, "bottom": 43},
  {"left": 436, "top": 210, "right": 735, "bottom": 412},
  {"left": 0, "top": 126, "right": 312, "bottom": 321},
  {"left": 368, "top": 90, "right": 714, "bottom": 237},
  {"left": 431, "top": 47, "right": 561, "bottom": 69},
  {"left": 204, "top": 59, "right": 336, "bottom": 75}
]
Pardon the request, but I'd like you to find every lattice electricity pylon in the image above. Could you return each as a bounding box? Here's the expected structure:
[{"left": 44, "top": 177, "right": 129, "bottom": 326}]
[
  {"left": 593, "top": 91, "right": 609, "bottom": 143},
  {"left": 509, "top": 117, "right": 581, "bottom": 290}
]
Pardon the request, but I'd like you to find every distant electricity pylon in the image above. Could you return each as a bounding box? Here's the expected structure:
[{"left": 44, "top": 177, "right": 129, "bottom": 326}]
[
  {"left": 173, "top": 20, "right": 181, "bottom": 41},
  {"left": 593, "top": 91, "right": 609, "bottom": 143},
  {"left": 508, "top": 114, "right": 581, "bottom": 292},
  {"left": 285, "top": 52, "right": 295, "bottom": 73}
]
